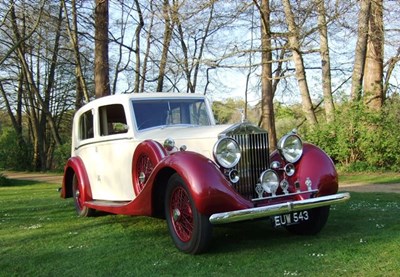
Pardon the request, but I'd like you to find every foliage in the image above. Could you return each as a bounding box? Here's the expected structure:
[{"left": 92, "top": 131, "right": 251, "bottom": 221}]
[
  {"left": 304, "top": 99, "right": 400, "bottom": 172},
  {"left": 0, "top": 128, "right": 32, "bottom": 170},
  {"left": 52, "top": 139, "right": 72, "bottom": 172},
  {"left": 274, "top": 102, "right": 304, "bottom": 137},
  {"left": 1, "top": 180, "right": 399, "bottom": 276},
  {"left": 0, "top": 173, "right": 10, "bottom": 187},
  {"left": 212, "top": 98, "right": 258, "bottom": 124}
]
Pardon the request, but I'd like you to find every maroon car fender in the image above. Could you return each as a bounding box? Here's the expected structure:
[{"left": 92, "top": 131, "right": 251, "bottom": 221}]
[
  {"left": 61, "top": 156, "right": 93, "bottom": 202},
  {"left": 149, "top": 151, "right": 253, "bottom": 215},
  {"left": 132, "top": 140, "right": 167, "bottom": 195},
  {"left": 270, "top": 143, "right": 338, "bottom": 197},
  {"left": 95, "top": 150, "right": 252, "bottom": 217}
]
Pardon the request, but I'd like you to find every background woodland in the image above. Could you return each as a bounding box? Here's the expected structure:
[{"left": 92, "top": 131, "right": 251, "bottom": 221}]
[{"left": 1, "top": 0, "right": 399, "bottom": 172}]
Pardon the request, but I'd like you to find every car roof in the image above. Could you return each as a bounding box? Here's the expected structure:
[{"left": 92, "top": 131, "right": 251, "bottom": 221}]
[{"left": 80, "top": 92, "right": 207, "bottom": 108}]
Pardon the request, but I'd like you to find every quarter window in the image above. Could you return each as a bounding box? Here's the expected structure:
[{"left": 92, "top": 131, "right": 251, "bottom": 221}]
[{"left": 79, "top": 110, "right": 94, "bottom": 140}]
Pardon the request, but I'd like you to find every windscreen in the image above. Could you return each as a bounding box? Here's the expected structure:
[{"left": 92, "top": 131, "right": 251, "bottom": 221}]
[{"left": 132, "top": 98, "right": 211, "bottom": 130}]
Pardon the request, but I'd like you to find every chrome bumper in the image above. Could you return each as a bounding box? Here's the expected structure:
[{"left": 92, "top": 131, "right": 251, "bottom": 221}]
[{"left": 209, "top": 192, "right": 350, "bottom": 225}]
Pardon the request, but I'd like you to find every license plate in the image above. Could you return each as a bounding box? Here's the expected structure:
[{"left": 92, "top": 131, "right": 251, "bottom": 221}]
[{"left": 273, "top": 211, "right": 309, "bottom": 227}]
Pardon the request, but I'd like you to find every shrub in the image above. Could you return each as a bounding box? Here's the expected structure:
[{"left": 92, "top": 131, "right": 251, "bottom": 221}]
[
  {"left": 0, "top": 128, "right": 32, "bottom": 170},
  {"left": 304, "top": 99, "right": 400, "bottom": 172},
  {"left": 0, "top": 173, "right": 10, "bottom": 187},
  {"left": 52, "top": 139, "right": 72, "bottom": 172}
]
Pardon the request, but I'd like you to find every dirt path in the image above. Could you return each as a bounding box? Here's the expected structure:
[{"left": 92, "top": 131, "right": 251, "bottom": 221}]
[
  {"left": 339, "top": 182, "right": 400, "bottom": 193},
  {"left": 2, "top": 171, "right": 63, "bottom": 185},
  {"left": 3, "top": 170, "right": 399, "bottom": 193}
]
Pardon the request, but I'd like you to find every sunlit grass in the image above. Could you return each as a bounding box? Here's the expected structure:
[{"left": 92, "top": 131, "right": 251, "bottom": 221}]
[
  {"left": 1, "top": 179, "right": 399, "bottom": 276},
  {"left": 339, "top": 171, "right": 400, "bottom": 184}
]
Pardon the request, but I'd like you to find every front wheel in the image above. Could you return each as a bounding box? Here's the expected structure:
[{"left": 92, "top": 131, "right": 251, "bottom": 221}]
[
  {"left": 165, "top": 174, "right": 212, "bottom": 254},
  {"left": 285, "top": 206, "right": 330, "bottom": 235},
  {"left": 72, "top": 174, "right": 95, "bottom": 217}
]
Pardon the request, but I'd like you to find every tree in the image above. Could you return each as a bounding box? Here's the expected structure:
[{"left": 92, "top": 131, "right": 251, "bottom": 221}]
[
  {"left": 256, "top": 0, "right": 277, "bottom": 150},
  {"left": 363, "top": 0, "right": 383, "bottom": 110},
  {"left": 282, "top": 0, "right": 318, "bottom": 127},
  {"left": 156, "top": 0, "right": 174, "bottom": 92},
  {"left": 62, "top": 0, "right": 90, "bottom": 107},
  {"left": 351, "top": 0, "right": 371, "bottom": 101},
  {"left": 94, "top": 0, "right": 110, "bottom": 98},
  {"left": 5, "top": 1, "right": 69, "bottom": 170},
  {"left": 316, "top": 0, "right": 335, "bottom": 122}
]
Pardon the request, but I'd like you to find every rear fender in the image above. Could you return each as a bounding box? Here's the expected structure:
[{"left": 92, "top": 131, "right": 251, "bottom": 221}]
[{"left": 61, "top": 157, "right": 92, "bottom": 202}]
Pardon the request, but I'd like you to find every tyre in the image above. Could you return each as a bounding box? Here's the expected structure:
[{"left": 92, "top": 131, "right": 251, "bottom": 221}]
[
  {"left": 165, "top": 173, "right": 212, "bottom": 254},
  {"left": 72, "top": 174, "right": 95, "bottom": 217},
  {"left": 285, "top": 206, "right": 330, "bottom": 235}
]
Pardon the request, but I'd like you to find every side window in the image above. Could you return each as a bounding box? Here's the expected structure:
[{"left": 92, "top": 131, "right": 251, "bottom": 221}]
[
  {"left": 99, "top": 104, "right": 128, "bottom": 136},
  {"left": 79, "top": 110, "right": 94, "bottom": 140}
]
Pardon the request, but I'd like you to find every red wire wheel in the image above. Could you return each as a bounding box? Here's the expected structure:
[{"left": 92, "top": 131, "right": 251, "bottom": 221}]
[
  {"left": 169, "top": 185, "right": 193, "bottom": 242},
  {"left": 72, "top": 174, "right": 94, "bottom": 217},
  {"left": 165, "top": 173, "right": 212, "bottom": 254},
  {"left": 132, "top": 140, "right": 166, "bottom": 195}
]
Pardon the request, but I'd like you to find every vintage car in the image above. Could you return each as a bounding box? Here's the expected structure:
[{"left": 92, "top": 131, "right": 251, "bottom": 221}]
[{"left": 61, "top": 92, "right": 350, "bottom": 254}]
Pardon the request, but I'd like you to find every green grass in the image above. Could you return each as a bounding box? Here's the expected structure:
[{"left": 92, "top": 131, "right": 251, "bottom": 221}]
[
  {"left": 339, "top": 171, "right": 400, "bottom": 185},
  {"left": 1, "top": 179, "right": 399, "bottom": 276}
]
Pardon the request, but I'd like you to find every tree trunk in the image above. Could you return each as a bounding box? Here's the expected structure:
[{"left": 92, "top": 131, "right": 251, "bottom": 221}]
[
  {"left": 157, "top": 0, "right": 173, "bottom": 92},
  {"left": 134, "top": 0, "right": 144, "bottom": 93},
  {"left": 363, "top": 0, "right": 383, "bottom": 110},
  {"left": 257, "top": 0, "right": 277, "bottom": 150},
  {"left": 316, "top": 0, "right": 335, "bottom": 123},
  {"left": 62, "top": 0, "right": 90, "bottom": 106},
  {"left": 94, "top": 0, "right": 110, "bottom": 98},
  {"left": 10, "top": 1, "right": 62, "bottom": 169},
  {"left": 282, "top": 0, "right": 317, "bottom": 127},
  {"left": 140, "top": 1, "right": 155, "bottom": 92},
  {"left": 351, "top": 0, "right": 371, "bottom": 101}
]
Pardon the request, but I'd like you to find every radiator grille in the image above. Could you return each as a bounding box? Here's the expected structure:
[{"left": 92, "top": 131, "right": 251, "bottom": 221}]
[{"left": 229, "top": 132, "right": 269, "bottom": 199}]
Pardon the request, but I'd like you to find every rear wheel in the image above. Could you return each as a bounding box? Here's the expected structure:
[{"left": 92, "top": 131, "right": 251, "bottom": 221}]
[
  {"left": 165, "top": 174, "right": 212, "bottom": 254},
  {"left": 285, "top": 206, "right": 330, "bottom": 235},
  {"left": 72, "top": 174, "right": 95, "bottom": 217}
]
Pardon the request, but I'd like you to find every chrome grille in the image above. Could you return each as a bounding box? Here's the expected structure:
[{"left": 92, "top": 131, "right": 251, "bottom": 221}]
[{"left": 229, "top": 132, "right": 269, "bottom": 199}]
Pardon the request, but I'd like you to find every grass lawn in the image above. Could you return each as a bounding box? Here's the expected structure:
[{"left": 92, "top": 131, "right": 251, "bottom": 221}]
[
  {"left": 339, "top": 171, "right": 400, "bottom": 185},
  {"left": 1, "top": 179, "right": 399, "bottom": 276}
]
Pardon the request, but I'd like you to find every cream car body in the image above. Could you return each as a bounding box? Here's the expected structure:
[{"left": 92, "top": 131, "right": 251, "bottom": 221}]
[{"left": 71, "top": 93, "right": 225, "bottom": 201}]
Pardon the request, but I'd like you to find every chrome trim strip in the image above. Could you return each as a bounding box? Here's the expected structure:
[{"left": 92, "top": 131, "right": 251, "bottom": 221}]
[
  {"left": 75, "top": 137, "right": 134, "bottom": 150},
  {"left": 209, "top": 192, "right": 350, "bottom": 225},
  {"left": 252, "top": 189, "right": 319, "bottom": 202}
]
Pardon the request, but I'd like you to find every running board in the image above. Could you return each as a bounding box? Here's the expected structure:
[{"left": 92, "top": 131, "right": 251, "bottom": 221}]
[{"left": 86, "top": 200, "right": 131, "bottom": 208}]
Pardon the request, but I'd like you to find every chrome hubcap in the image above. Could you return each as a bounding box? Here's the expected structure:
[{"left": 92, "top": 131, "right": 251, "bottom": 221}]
[
  {"left": 173, "top": 208, "right": 181, "bottom": 222},
  {"left": 138, "top": 172, "right": 146, "bottom": 183}
]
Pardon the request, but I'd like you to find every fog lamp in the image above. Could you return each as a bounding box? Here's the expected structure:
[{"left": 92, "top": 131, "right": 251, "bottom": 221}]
[{"left": 260, "top": 169, "right": 279, "bottom": 196}]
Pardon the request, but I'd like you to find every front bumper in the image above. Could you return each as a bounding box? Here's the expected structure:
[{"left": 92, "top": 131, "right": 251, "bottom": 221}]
[{"left": 209, "top": 192, "right": 350, "bottom": 224}]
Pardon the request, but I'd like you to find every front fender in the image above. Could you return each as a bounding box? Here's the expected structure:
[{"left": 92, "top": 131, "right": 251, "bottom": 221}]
[
  {"left": 61, "top": 156, "right": 92, "bottom": 201},
  {"left": 150, "top": 151, "right": 252, "bottom": 215},
  {"left": 270, "top": 143, "right": 338, "bottom": 196}
]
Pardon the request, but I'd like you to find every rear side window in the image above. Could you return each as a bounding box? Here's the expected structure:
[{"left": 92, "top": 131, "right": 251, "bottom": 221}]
[
  {"left": 99, "top": 104, "right": 128, "bottom": 136},
  {"left": 79, "top": 110, "right": 94, "bottom": 140}
]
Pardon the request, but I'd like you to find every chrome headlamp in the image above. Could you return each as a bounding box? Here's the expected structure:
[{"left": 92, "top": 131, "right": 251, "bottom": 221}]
[
  {"left": 213, "top": 137, "right": 241, "bottom": 169},
  {"left": 277, "top": 133, "right": 303, "bottom": 163},
  {"left": 260, "top": 169, "right": 279, "bottom": 196}
]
